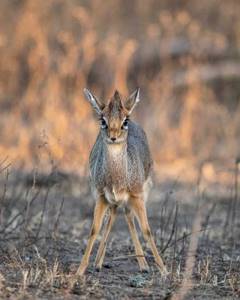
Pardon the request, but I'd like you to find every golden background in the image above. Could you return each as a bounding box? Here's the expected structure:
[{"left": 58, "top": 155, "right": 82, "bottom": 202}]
[{"left": 0, "top": 0, "right": 239, "bottom": 181}]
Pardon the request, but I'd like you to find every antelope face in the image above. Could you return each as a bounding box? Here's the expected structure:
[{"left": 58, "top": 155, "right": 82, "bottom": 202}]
[
  {"left": 101, "top": 91, "right": 129, "bottom": 144},
  {"left": 83, "top": 88, "right": 140, "bottom": 144}
]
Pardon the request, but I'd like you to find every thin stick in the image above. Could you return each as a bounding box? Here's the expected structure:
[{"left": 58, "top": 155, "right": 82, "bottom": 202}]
[
  {"left": 0, "top": 156, "right": 11, "bottom": 173},
  {"left": 161, "top": 201, "right": 178, "bottom": 253},
  {"left": 52, "top": 197, "right": 65, "bottom": 239},
  {"left": 230, "top": 159, "right": 239, "bottom": 238},
  {"left": 34, "top": 188, "right": 50, "bottom": 242},
  {"left": 1, "top": 189, "right": 40, "bottom": 236},
  {"left": 169, "top": 225, "right": 211, "bottom": 248}
]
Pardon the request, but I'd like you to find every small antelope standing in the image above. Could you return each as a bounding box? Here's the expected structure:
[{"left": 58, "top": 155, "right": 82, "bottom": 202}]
[{"left": 77, "top": 88, "right": 167, "bottom": 275}]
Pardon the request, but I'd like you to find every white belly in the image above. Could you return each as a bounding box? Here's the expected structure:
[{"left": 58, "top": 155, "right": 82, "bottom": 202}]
[{"left": 104, "top": 187, "right": 129, "bottom": 205}]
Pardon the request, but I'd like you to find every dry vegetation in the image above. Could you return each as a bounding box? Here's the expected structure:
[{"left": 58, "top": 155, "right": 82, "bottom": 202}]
[
  {"left": 0, "top": 0, "right": 240, "bottom": 299},
  {"left": 0, "top": 162, "right": 239, "bottom": 299}
]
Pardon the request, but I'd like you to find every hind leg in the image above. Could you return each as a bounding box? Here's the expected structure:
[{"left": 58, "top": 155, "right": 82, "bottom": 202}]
[
  {"left": 129, "top": 195, "right": 167, "bottom": 275},
  {"left": 125, "top": 208, "right": 149, "bottom": 271}
]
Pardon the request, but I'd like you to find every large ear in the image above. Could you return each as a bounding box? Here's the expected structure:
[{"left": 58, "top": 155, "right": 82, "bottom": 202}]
[
  {"left": 124, "top": 88, "right": 140, "bottom": 115},
  {"left": 83, "top": 88, "right": 104, "bottom": 115}
]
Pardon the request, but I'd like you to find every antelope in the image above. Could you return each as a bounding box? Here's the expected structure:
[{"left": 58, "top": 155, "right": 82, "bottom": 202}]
[{"left": 77, "top": 88, "right": 167, "bottom": 275}]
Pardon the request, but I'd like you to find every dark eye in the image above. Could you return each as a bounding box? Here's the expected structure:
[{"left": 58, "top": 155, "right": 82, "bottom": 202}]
[
  {"left": 121, "top": 119, "right": 129, "bottom": 130},
  {"left": 101, "top": 118, "right": 108, "bottom": 129}
]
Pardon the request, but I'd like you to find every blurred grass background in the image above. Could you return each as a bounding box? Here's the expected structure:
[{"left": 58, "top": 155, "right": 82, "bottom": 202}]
[{"left": 0, "top": 0, "right": 240, "bottom": 178}]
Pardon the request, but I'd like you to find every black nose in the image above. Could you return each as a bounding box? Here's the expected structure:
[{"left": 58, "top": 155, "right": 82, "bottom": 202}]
[{"left": 111, "top": 137, "right": 116, "bottom": 142}]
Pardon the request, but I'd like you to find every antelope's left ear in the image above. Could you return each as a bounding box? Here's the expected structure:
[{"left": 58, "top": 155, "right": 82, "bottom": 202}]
[{"left": 125, "top": 88, "right": 140, "bottom": 115}]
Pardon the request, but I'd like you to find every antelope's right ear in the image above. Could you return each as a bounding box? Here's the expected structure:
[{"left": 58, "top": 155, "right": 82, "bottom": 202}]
[
  {"left": 125, "top": 88, "right": 140, "bottom": 115},
  {"left": 83, "top": 88, "right": 104, "bottom": 115}
]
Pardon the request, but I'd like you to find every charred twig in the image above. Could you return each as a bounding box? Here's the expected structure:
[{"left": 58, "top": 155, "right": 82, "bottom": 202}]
[
  {"left": 159, "top": 196, "right": 169, "bottom": 244},
  {"left": 222, "top": 186, "right": 234, "bottom": 239},
  {"left": 34, "top": 188, "right": 50, "bottom": 242},
  {"left": 0, "top": 189, "right": 41, "bottom": 236},
  {"left": 169, "top": 227, "right": 212, "bottom": 249},
  {"left": 52, "top": 197, "right": 65, "bottom": 239},
  {"left": 230, "top": 159, "right": 239, "bottom": 238},
  {"left": 0, "top": 168, "right": 9, "bottom": 226},
  {"left": 172, "top": 204, "right": 179, "bottom": 278},
  {"left": 0, "top": 156, "right": 9, "bottom": 167},
  {"left": 0, "top": 157, "right": 11, "bottom": 173},
  {"left": 202, "top": 201, "right": 217, "bottom": 240},
  {"left": 162, "top": 201, "right": 175, "bottom": 238},
  {"left": 159, "top": 178, "right": 179, "bottom": 244},
  {"left": 161, "top": 201, "right": 178, "bottom": 254}
]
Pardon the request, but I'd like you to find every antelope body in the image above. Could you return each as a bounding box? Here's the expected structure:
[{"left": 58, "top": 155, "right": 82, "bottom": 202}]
[{"left": 77, "top": 88, "right": 167, "bottom": 275}]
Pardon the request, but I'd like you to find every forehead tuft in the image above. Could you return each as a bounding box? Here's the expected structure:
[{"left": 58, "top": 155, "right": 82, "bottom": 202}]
[{"left": 104, "top": 90, "right": 127, "bottom": 119}]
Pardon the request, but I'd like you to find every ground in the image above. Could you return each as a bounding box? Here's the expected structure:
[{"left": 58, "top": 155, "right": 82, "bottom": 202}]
[{"left": 0, "top": 170, "right": 239, "bottom": 299}]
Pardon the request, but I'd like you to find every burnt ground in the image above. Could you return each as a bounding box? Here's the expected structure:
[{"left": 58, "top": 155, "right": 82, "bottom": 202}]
[{"left": 0, "top": 170, "right": 239, "bottom": 299}]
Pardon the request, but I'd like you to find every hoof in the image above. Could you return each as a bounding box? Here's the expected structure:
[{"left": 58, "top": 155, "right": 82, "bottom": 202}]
[
  {"left": 95, "top": 265, "right": 101, "bottom": 272},
  {"left": 160, "top": 267, "right": 169, "bottom": 277},
  {"left": 141, "top": 267, "right": 150, "bottom": 273}
]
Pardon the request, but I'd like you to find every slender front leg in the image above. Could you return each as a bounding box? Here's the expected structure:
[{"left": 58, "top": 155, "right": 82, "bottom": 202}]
[
  {"left": 77, "top": 196, "right": 109, "bottom": 276},
  {"left": 129, "top": 195, "right": 167, "bottom": 275},
  {"left": 125, "top": 209, "right": 149, "bottom": 272},
  {"left": 95, "top": 206, "right": 117, "bottom": 270}
]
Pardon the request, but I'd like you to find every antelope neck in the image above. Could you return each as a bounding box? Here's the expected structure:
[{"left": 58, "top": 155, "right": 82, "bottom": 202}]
[{"left": 104, "top": 141, "right": 128, "bottom": 189}]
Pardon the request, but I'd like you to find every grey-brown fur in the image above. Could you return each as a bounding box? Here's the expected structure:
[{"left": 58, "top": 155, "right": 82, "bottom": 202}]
[
  {"left": 86, "top": 89, "right": 153, "bottom": 204},
  {"left": 90, "top": 120, "right": 153, "bottom": 198},
  {"left": 78, "top": 88, "right": 166, "bottom": 276}
]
